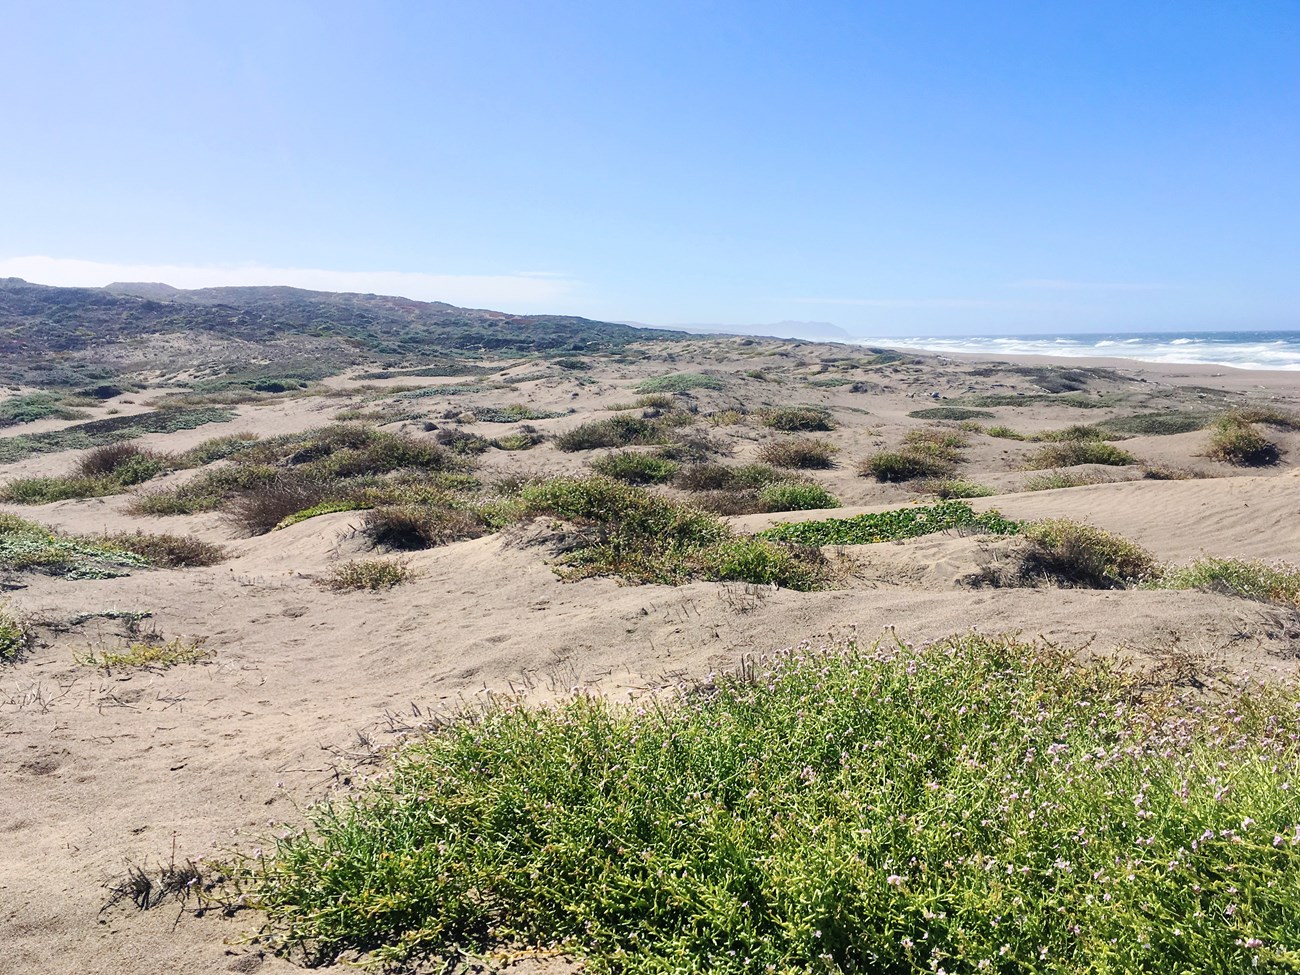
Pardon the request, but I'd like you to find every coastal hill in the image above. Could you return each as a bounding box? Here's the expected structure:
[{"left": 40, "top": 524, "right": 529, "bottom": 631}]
[{"left": 0, "top": 277, "right": 687, "bottom": 364}]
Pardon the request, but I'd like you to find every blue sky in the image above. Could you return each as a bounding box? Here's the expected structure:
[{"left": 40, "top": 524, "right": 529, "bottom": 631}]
[{"left": 2, "top": 1, "right": 1297, "bottom": 335}]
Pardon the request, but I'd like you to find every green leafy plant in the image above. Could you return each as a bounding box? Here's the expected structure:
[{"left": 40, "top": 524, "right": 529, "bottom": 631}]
[
  {"left": 756, "top": 482, "right": 839, "bottom": 512},
  {"left": 760, "top": 500, "right": 1020, "bottom": 546},
  {"left": 858, "top": 450, "right": 954, "bottom": 482},
  {"left": 244, "top": 633, "right": 1300, "bottom": 973},
  {"left": 589, "top": 451, "right": 682, "bottom": 484}
]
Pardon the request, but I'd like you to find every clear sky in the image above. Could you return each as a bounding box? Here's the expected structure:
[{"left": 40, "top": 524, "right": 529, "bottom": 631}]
[{"left": 2, "top": 1, "right": 1297, "bottom": 335}]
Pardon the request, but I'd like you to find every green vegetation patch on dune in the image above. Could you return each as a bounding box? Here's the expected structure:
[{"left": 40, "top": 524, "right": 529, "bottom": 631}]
[
  {"left": 1157, "top": 557, "right": 1300, "bottom": 607},
  {"left": 634, "top": 372, "right": 724, "bottom": 394},
  {"left": 906, "top": 406, "right": 993, "bottom": 420},
  {"left": 0, "top": 408, "right": 237, "bottom": 465},
  {"left": 518, "top": 476, "right": 823, "bottom": 589},
  {"left": 0, "top": 514, "right": 151, "bottom": 579},
  {"left": 0, "top": 393, "right": 89, "bottom": 427},
  {"left": 760, "top": 500, "right": 1020, "bottom": 546},
  {"left": 246, "top": 633, "right": 1300, "bottom": 973}
]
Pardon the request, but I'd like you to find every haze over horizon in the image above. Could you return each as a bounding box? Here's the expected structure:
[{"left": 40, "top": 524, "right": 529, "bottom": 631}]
[{"left": 2, "top": 2, "right": 1297, "bottom": 335}]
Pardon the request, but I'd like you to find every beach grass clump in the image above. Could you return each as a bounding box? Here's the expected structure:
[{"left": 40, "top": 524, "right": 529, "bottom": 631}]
[
  {"left": 588, "top": 451, "right": 682, "bottom": 485},
  {"left": 362, "top": 504, "right": 492, "bottom": 551},
  {"left": 634, "top": 372, "right": 723, "bottom": 394},
  {"left": 180, "top": 432, "right": 261, "bottom": 466},
  {"left": 674, "top": 463, "right": 783, "bottom": 492},
  {"left": 1157, "top": 557, "right": 1300, "bottom": 608},
  {"left": 1021, "top": 470, "right": 1112, "bottom": 491},
  {"left": 905, "top": 407, "right": 993, "bottom": 420},
  {"left": 245, "top": 633, "right": 1300, "bottom": 973},
  {"left": 760, "top": 500, "right": 1019, "bottom": 546},
  {"left": 902, "top": 426, "right": 968, "bottom": 459},
  {"left": 984, "top": 425, "right": 1027, "bottom": 440},
  {"left": 1205, "top": 416, "right": 1280, "bottom": 466},
  {"left": 99, "top": 531, "right": 227, "bottom": 568},
  {"left": 554, "top": 415, "right": 671, "bottom": 452},
  {"left": 0, "top": 605, "right": 33, "bottom": 663},
  {"left": 1020, "top": 519, "right": 1157, "bottom": 588},
  {"left": 517, "top": 476, "right": 823, "bottom": 589},
  {"left": 757, "top": 437, "right": 837, "bottom": 470},
  {"left": 1231, "top": 406, "right": 1300, "bottom": 430},
  {"left": 920, "top": 478, "right": 996, "bottom": 499},
  {"left": 858, "top": 450, "right": 955, "bottom": 482},
  {"left": 1022, "top": 440, "right": 1137, "bottom": 469},
  {"left": 0, "top": 443, "right": 173, "bottom": 504},
  {"left": 129, "top": 464, "right": 280, "bottom": 516},
  {"left": 1029, "top": 424, "right": 1111, "bottom": 442},
  {"left": 321, "top": 558, "right": 415, "bottom": 592},
  {"left": 756, "top": 482, "right": 839, "bottom": 512},
  {"left": 0, "top": 514, "right": 151, "bottom": 579},
  {"left": 84, "top": 637, "right": 212, "bottom": 671},
  {"left": 760, "top": 406, "right": 835, "bottom": 432}
]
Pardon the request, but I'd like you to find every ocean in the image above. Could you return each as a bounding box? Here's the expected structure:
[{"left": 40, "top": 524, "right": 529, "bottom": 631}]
[{"left": 862, "top": 331, "right": 1300, "bottom": 372}]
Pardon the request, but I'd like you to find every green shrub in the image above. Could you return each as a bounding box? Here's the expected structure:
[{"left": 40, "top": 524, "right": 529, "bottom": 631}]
[
  {"left": 858, "top": 450, "right": 954, "bottom": 482},
  {"left": 984, "top": 425, "right": 1027, "bottom": 440},
  {"left": 1022, "top": 441, "right": 1136, "bottom": 469},
  {"left": 901, "top": 427, "right": 968, "bottom": 461},
  {"left": 1157, "top": 557, "right": 1300, "bottom": 607},
  {"left": 321, "top": 558, "right": 415, "bottom": 591},
  {"left": 0, "top": 393, "right": 87, "bottom": 426},
  {"left": 1030, "top": 424, "right": 1110, "bottom": 442},
  {"left": 674, "top": 463, "right": 784, "bottom": 491},
  {"left": 757, "top": 482, "right": 839, "bottom": 512},
  {"left": 760, "top": 500, "right": 1020, "bottom": 546},
  {"left": 554, "top": 416, "right": 669, "bottom": 452},
  {"left": 1020, "top": 519, "right": 1157, "bottom": 588},
  {"left": 247, "top": 634, "right": 1300, "bottom": 973},
  {"left": 180, "top": 432, "right": 260, "bottom": 466},
  {"left": 1205, "top": 417, "right": 1279, "bottom": 466},
  {"left": 589, "top": 451, "right": 681, "bottom": 484},
  {"left": 634, "top": 372, "right": 722, "bottom": 394},
  {"left": 906, "top": 407, "right": 992, "bottom": 420},
  {"left": 0, "top": 474, "right": 121, "bottom": 504},
  {"left": 921, "top": 479, "right": 996, "bottom": 499},
  {"left": 0, "top": 605, "right": 33, "bottom": 662},
  {"left": 760, "top": 406, "right": 835, "bottom": 432},
  {"left": 129, "top": 464, "right": 280, "bottom": 516},
  {"left": 493, "top": 430, "right": 544, "bottom": 451},
  {"left": 517, "top": 477, "right": 822, "bottom": 589},
  {"left": 0, "top": 514, "right": 151, "bottom": 579},
  {"left": 757, "top": 437, "right": 837, "bottom": 470}
]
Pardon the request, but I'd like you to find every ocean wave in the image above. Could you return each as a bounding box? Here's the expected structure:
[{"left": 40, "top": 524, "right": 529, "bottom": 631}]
[{"left": 853, "top": 332, "right": 1300, "bottom": 371}]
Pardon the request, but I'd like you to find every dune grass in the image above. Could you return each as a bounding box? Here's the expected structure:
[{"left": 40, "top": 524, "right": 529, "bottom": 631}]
[
  {"left": 757, "top": 437, "right": 837, "bottom": 470},
  {"left": 244, "top": 633, "right": 1300, "bottom": 973},
  {"left": 1022, "top": 441, "right": 1137, "bottom": 469},
  {"left": 1205, "top": 416, "right": 1280, "bottom": 466},
  {"left": 1157, "top": 557, "right": 1300, "bottom": 607},
  {"left": 0, "top": 604, "right": 33, "bottom": 663},
  {"left": 0, "top": 514, "right": 152, "bottom": 579},
  {"left": 321, "top": 558, "right": 415, "bottom": 591},
  {"left": 83, "top": 637, "right": 212, "bottom": 670},
  {"left": 635, "top": 372, "right": 723, "bottom": 394},
  {"left": 518, "top": 476, "right": 824, "bottom": 589},
  {"left": 1020, "top": 519, "right": 1158, "bottom": 588}
]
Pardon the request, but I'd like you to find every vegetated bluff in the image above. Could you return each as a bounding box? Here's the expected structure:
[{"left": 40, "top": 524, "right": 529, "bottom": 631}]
[{"left": 0, "top": 278, "right": 686, "bottom": 360}]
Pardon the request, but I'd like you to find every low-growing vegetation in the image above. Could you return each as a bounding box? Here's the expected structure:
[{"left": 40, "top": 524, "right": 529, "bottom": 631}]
[
  {"left": 756, "top": 437, "right": 837, "bottom": 469},
  {"left": 1157, "top": 557, "right": 1300, "bottom": 607},
  {"left": 0, "top": 407, "right": 237, "bottom": 465},
  {"left": 760, "top": 500, "right": 1019, "bottom": 546},
  {"left": 760, "top": 406, "right": 835, "bottom": 432},
  {"left": 905, "top": 406, "right": 992, "bottom": 420},
  {"left": 919, "top": 478, "right": 996, "bottom": 499},
  {"left": 321, "top": 558, "right": 416, "bottom": 591},
  {"left": 517, "top": 476, "right": 824, "bottom": 588},
  {"left": 0, "top": 604, "right": 33, "bottom": 662},
  {"left": 0, "top": 392, "right": 88, "bottom": 426},
  {"left": 755, "top": 482, "right": 838, "bottom": 512},
  {"left": 1021, "top": 470, "right": 1112, "bottom": 491},
  {"left": 244, "top": 633, "right": 1300, "bottom": 973},
  {"left": 858, "top": 449, "right": 954, "bottom": 482},
  {"left": 1205, "top": 415, "right": 1281, "bottom": 466},
  {"left": 635, "top": 372, "right": 723, "bottom": 394},
  {"left": 1100, "top": 411, "right": 1212, "bottom": 436},
  {"left": 1019, "top": 519, "right": 1158, "bottom": 588},
  {"left": 0, "top": 514, "right": 152, "bottom": 579},
  {"left": 554, "top": 415, "right": 674, "bottom": 452},
  {"left": 1022, "top": 440, "right": 1137, "bottom": 469},
  {"left": 82, "top": 637, "right": 212, "bottom": 671},
  {"left": 589, "top": 451, "right": 682, "bottom": 484}
]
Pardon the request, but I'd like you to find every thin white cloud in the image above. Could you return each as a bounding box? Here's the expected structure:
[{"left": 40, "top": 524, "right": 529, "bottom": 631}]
[
  {"left": 1010, "top": 279, "right": 1170, "bottom": 292},
  {"left": 0, "top": 256, "right": 577, "bottom": 310}
]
